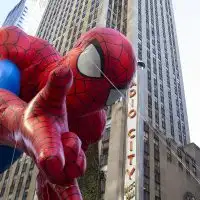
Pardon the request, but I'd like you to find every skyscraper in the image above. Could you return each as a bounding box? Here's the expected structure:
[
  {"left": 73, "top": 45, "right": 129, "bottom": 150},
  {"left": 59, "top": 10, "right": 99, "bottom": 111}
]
[
  {"left": 2, "top": 0, "right": 48, "bottom": 36},
  {"left": 0, "top": 0, "right": 196, "bottom": 199},
  {"left": 137, "top": 0, "right": 190, "bottom": 146}
]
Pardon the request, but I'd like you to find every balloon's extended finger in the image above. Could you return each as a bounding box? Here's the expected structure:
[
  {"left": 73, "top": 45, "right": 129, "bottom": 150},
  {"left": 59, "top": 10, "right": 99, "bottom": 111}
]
[
  {"left": 62, "top": 132, "right": 82, "bottom": 162},
  {"left": 64, "top": 149, "right": 86, "bottom": 179}
]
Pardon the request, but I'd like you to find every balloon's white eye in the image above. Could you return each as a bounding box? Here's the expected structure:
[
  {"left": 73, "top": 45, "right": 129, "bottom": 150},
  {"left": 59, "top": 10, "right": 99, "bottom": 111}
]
[
  {"left": 78, "top": 44, "right": 102, "bottom": 78},
  {"left": 106, "top": 89, "right": 126, "bottom": 106}
]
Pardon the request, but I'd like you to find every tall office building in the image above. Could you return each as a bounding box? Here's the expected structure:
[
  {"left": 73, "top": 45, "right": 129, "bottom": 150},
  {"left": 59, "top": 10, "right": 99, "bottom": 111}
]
[
  {"left": 2, "top": 0, "right": 48, "bottom": 36},
  {"left": 0, "top": 0, "right": 195, "bottom": 200}
]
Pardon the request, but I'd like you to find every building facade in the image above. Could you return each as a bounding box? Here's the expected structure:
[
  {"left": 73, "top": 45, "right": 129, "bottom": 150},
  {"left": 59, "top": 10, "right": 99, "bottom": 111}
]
[
  {"left": 3, "top": 0, "right": 48, "bottom": 36},
  {"left": 0, "top": 154, "right": 38, "bottom": 200},
  {"left": 142, "top": 123, "right": 200, "bottom": 200},
  {"left": 0, "top": 0, "right": 195, "bottom": 199}
]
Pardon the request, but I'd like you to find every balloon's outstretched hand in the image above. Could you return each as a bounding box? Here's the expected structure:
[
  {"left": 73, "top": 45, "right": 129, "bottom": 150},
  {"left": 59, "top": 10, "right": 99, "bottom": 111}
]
[{"left": 19, "top": 65, "right": 86, "bottom": 185}]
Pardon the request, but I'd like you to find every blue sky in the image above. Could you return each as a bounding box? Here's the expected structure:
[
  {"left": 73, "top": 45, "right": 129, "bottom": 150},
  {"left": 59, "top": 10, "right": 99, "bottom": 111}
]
[{"left": 0, "top": 0, "right": 200, "bottom": 146}]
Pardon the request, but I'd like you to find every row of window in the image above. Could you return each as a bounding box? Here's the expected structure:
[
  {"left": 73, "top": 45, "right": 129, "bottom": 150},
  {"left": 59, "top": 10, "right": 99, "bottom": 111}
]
[
  {"left": 144, "top": 0, "right": 187, "bottom": 143},
  {"left": 143, "top": 122, "right": 161, "bottom": 200},
  {"left": 164, "top": 0, "right": 186, "bottom": 144},
  {"left": 146, "top": 0, "right": 168, "bottom": 134},
  {"left": 107, "top": 0, "right": 128, "bottom": 35},
  {"left": 167, "top": 140, "right": 197, "bottom": 178},
  {"left": 144, "top": 119, "right": 150, "bottom": 200},
  {"left": 0, "top": 156, "right": 35, "bottom": 199}
]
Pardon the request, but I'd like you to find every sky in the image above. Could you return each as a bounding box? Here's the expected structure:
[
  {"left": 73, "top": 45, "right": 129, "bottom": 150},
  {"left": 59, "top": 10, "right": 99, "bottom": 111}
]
[
  {"left": 0, "top": 0, "right": 200, "bottom": 146},
  {"left": 172, "top": 0, "right": 200, "bottom": 146}
]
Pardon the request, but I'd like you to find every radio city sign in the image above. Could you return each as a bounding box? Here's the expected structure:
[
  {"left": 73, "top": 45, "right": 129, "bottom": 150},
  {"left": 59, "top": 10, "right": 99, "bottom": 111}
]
[{"left": 124, "top": 80, "right": 137, "bottom": 200}]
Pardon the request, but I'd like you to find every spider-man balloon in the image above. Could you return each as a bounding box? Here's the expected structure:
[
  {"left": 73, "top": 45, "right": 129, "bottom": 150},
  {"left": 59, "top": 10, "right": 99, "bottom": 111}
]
[{"left": 0, "top": 26, "right": 136, "bottom": 199}]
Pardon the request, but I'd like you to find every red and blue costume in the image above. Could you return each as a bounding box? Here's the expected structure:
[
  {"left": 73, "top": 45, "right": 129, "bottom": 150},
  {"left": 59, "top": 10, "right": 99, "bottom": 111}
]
[{"left": 0, "top": 26, "right": 136, "bottom": 199}]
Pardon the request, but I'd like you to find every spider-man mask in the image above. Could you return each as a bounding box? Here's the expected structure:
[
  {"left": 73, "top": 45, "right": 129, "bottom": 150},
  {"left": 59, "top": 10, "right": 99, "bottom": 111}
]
[{"left": 66, "top": 27, "right": 136, "bottom": 117}]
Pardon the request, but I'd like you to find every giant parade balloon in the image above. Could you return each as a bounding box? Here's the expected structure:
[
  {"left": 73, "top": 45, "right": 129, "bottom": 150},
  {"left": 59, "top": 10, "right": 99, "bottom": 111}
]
[{"left": 0, "top": 26, "right": 136, "bottom": 199}]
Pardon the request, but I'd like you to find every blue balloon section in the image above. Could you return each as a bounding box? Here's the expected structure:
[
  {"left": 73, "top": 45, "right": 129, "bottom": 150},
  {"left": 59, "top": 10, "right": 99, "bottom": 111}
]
[
  {"left": 0, "top": 60, "right": 22, "bottom": 173},
  {"left": 0, "top": 59, "right": 21, "bottom": 95}
]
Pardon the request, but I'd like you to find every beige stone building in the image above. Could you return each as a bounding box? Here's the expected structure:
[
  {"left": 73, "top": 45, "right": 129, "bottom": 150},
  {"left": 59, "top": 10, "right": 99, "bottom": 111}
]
[
  {"left": 144, "top": 123, "right": 200, "bottom": 200},
  {"left": 99, "top": 117, "right": 200, "bottom": 200}
]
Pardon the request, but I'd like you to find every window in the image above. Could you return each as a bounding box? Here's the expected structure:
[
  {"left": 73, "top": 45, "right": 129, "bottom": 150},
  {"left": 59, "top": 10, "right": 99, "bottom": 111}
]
[
  {"left": 186, "top": 169, "right": 190, "bottom": 177},
  {"left": 185, "top": 155, "right": 190, "bottom": 168},
  {"left": 22, "top": 163, "right": 27, "bottom": 173},
  {"left": 148, "top": 108, "right": 152, "bottom": 119},
  {"left": 0, "top": 185, "right": 6, "bottom": 197},
  {"left": 155, "top": 160, "right": 160, "bottom": 173},
  {"left": 148, "top": 95, "right": 152, "bottom": 108},
  {"left": 144, "top": 141, "right": 149, "bottom": 154},
  {"left": 178, "top": 161, "right": 183, "bottom": 170},
  {"left": 155, "top": 112, "right": 159, "bottom": 124},
  {"left": 148, "top": 80, "right": 152, "bottom": 92},
  {"left": 144, "top": 121, "right": 149, "bottom": 133},
  {"left": 103, "top": 127, "right": 110, "bottom": 141},
  {"left": 16, "top": 177, "right": 23, "bottom": 198},
  {"left": 30, "top": 160, "right": 34, "bottom": 170},
  {"left": 25, "top": 174, "right": 31, "bottom": 189},
  {"left": 171, "top": 125, "right": 174, "bottom": 137},
  {"left": 22, "top": 191, "right": 28, "bottom": 200},
  {"left": 144, "top": 177, "right": 150, "bottom": 192},
  {"left": 155, "top": 183, "right": 161, "bottom": 197},
  {"left": 167, "top": 147, "right": 172, "bottom": 162},
  {"left": 144, "top": 156, "right": 150, "bottom": 167},
  {"left": 155, "top": 171, "right": 160, "bottom": 183},
  {"left": 192, "top": 165, "right": 197, "bottom": 176},
  {"left": 155, "top": 101, "right": 158, "bottom": 110},
  {"left": 9, "top": 180, "right": 15, "bottom": 194},
  {"left": 177, "top": 148, "right": 182, "bottom": 158},
  {"left": 160, "top": 94, "right": 164, "bottom": 103},
  {"left": 144, "top": 190, "right": 150, "bottom": 200},
  {"left": 144, "top": 165, "right": 150, "bottom": 177},
  {"left": 154, "top": 150, "right": 160, "bottom": 161},
  {"left": 92, "top": 21, "right": 96, "bottom": 28},
  {"left": 161, "top": 120, "right": 166, "bottom": 129}
]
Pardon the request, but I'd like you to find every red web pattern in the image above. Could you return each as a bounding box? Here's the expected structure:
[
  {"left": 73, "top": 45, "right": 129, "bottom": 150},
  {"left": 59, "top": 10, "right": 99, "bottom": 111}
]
[
  {"left": 74, "top": 27, "right": 135, "bottom": 87},
  {"left": 0, "top": 26, "right": 61, "bottom": 102},
  {"left": 0, "top": 27, "right": 85, "bottom": 199},
  {"left": 66, "top": 27, "right": 135, "bottom": 117}
]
